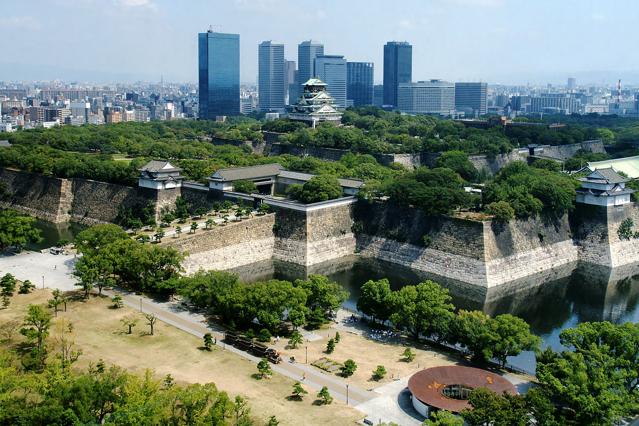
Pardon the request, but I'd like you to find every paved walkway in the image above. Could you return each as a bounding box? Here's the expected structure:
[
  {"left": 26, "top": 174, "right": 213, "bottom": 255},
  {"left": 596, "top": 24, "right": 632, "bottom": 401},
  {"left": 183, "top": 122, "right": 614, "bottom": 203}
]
[
  {"left": 106, "top": 289, "right": 377, "bottom": 407},
  {"left": 0, "top": 250, "right": 77, "bottom": 291}
]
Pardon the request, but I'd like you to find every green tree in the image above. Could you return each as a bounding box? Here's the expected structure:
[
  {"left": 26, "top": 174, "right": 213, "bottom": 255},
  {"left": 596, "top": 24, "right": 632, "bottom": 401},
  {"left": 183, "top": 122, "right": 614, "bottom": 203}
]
[
  {"left": 334, "top": 331, "right": 340, "bottom": 343},
  {"left": 120, "top": 315, "right": 138, "bottom": 334},
  {"left": 233, "top": 179, "right": 258, "bottom": 194},
  {"left": 291, "top": 381, "right": 308, "bottom": 400},
  {"left": 203, "top": 333, "right": 213, "bottom": 351},
  {"left": 326, "top": 338, "right": 336, "bottom": 354},
  {"left": 257, "top": 328, "right": 272, "bottom": 342},
  {"left": 450, "top": 310, "right": 496, "bottom": 362},
  {"left": 536, "top": 321, "right": 639, "bottom": 425},
  {"left": 0, "top": 273, "right": 17, "bottom": 300},
  {"left": 317, "top": 386, "right": 333, "bottom": 405},
  {"left": 20, "top": 304, "right": 52, "bottom": 367},
  {"left": 48, "top": 289, "right": 64, "bottom": 316},
  {"left": 18, "top": 279, "right": 35, "bottom": 294},
  {"left": 74, "top": 224, "right": 128, "bottom": 256},
  {"left": 372, "top": 365, "right": 386, "bottom": 381},
  {"left": 357, "top": 278, "right": 393, "bottom": 324},
  {"left": 490, "top": 314, "right": 540, "bottom": 367},
  {"left": 402, "top": 347, "right": 415, "bottom": 362},
  {"left": 460, "top": 388, "right": 529, "bottom": 426},
  {"left": 422, "top": 410, "right": 463, "bottom": 426},
  {"left": 436, "top": 150, "right": 478, "bottom": 181},
  {"left": 111, "top": 295, "right": 123, "bottom": 309},
  {"left": 175, "top": 225, "right": 182, "bottom": 237},
  {"left": 288, "top": 331, "right": 303, "bottom": 349},
  {"left": 294, "top": 275, "right": 348, "bottom": 325},
  {"left": 0, "top": 210, "right": 42, "bottom": 251},
  {"left": 340, "top": 359, "right": 357, "bottom": 377},
  {"left": 390, "top": 281, "right": 455, "bottom": 341},
  {"left": 288, "top": 175, "right": 343, "bottom": 203},
  {"left": 257, "top": 358, "right": 272, "bottom": 379},
  {"left": 486, "top": 201, "right": 515, "bottom": 223},
  {"left": 190, "top": 221, "right": 198, "bottom": 233}
]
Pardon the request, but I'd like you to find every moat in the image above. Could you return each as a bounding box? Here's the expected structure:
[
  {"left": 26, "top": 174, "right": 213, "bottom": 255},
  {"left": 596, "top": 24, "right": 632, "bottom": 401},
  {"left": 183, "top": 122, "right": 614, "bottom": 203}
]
[{"left": 232, "top": 256, "right": 639, "bottom": 374}]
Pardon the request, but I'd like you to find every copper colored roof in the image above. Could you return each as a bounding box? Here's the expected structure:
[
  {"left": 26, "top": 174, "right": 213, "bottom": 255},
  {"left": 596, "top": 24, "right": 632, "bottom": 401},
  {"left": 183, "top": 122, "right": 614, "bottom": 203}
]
[{"left": 407, "top": 366, "right": 517, "bottom": 413}]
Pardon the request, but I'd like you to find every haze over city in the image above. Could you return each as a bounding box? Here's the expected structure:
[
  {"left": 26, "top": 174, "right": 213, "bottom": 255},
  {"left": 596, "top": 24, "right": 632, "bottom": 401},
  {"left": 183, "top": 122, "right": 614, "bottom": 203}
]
[{"left": 2, "top": 0, "right": 638, "bottom": 84}]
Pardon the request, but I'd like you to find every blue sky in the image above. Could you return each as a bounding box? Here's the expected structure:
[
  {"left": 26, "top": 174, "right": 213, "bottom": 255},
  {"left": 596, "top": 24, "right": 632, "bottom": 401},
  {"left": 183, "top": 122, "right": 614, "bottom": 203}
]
[{"left": 1, "top": 0, "right": 638, "bottom": 84}]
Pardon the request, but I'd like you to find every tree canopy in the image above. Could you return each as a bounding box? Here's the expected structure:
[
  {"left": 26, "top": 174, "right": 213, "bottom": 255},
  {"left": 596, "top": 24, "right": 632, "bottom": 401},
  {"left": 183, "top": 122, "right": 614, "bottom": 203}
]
[{"left": 0, "top": 209, "right": 42, "bottom": 251}]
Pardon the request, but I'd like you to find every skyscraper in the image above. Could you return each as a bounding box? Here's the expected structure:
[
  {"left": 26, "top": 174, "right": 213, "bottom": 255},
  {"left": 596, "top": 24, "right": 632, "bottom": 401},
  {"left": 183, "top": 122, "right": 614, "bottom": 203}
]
[
  {"left": 347, "top": 62, "right": 374, "bottom": 106},
  {"left": 383, "top": 41, "right": 412, "bottom": 107},
  {"left": 454, "top": 82, "right": 487, "bottom": 116},
  {"left": 286, "top": 60, "right": 298, "bottom": 104},
  {"left": 297, "top": 40, "right": 324, "bottom": 88},
  {"left": 258, "top": 41, "right": 286, "bottom": 112},
  {"left": 198, "top": 30, "right": 240, "bottom": 119},
  {"left": 314, "top": 55, "right": 347, "bottom": 109}
]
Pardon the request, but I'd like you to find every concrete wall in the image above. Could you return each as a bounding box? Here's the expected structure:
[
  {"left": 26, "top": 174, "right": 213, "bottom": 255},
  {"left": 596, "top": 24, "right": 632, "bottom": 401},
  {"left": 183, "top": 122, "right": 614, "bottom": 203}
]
[
  {"left": 539, "top": 139, "right": 606, "bottom": 161},
  {"left": 161, "top": 214, "right": 276, "bottom": 273}
]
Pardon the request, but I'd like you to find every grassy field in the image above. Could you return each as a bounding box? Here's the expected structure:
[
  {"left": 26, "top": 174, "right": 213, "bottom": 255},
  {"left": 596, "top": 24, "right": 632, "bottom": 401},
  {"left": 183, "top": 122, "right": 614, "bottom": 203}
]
[{"left": 0, "top": 290, "right": 363, "bottom": 426}]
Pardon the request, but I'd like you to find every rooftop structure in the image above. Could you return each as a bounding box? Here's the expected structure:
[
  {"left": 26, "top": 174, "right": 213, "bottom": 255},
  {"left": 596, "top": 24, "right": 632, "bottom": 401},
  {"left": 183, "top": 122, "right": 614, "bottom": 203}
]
[
  {"left": 208, "top": 163, "right": 362, "bottom": 196},
  {"left": 408, "top": 366, "right": 517, "bottom": 417},
  {"left": 287, "top": 78, "right": 342, "bottom": 126},
  {"left": 139, "top": 160, "right": 183, "bottom": 190},
  {"left": 585, "top": 155, "right": 639, "bottom": 179},
  {"left": 576, "top": 167, "right": 634, "bottom": 207}
]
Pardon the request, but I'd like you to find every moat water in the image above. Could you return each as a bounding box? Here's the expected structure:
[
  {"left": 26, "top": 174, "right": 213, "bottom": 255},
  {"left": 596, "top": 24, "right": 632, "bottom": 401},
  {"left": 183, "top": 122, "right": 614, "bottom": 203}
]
[
  {"left": 233, "top": 256, "right": 639, "bottom": 374},
  {"left": 27, "top": 220, "right": 87, "bottom": 251}
]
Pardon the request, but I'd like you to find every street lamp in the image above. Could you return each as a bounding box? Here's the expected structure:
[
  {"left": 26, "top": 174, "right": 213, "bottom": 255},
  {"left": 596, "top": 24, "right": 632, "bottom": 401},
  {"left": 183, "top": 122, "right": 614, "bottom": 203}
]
[
  {"left": 305, "top": 346, "right": 308, "bottom": 364},
  {"left": 42, "top": 275, "right": 44, "bottom": 289},
  {"left": 139, "top": 298, "right": 143, "bottom": 312},
  {"left": 346, "top": 383, "right": 349, "bottom": 405}
]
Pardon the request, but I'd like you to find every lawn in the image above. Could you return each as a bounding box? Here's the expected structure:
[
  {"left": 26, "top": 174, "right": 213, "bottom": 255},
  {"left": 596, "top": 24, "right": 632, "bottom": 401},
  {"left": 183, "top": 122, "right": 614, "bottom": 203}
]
[{"left": 0, "top": 290, "right": 363, "bottom": 426}]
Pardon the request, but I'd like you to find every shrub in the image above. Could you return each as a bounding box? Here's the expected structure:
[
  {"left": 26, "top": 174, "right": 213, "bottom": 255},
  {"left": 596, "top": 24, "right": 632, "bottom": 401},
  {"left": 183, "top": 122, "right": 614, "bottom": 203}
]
[
  {"left": 288, "top": 176, "right": 343, "bottom": 204},
  {"left": 486, "top": 201, "right": 515, "bottom": 222},
  {"left": 233, "top": 180, "right": 258, "bottom": 194}
]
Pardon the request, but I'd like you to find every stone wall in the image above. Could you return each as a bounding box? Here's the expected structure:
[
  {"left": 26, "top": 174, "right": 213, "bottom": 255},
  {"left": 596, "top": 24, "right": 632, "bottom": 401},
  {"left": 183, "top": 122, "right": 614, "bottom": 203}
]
[
  {"left": 272, "top": 201, "right": 356, "bottom": 266},
  {"left": 161, "top": 214, "right": 276, "bottom": 273},
  {"left": 539, "top": 139, "right": 606, "bottom": 161},
  {"left": 355, "top": 202, "right": 579, "bottom": 288},
  {"left": 574, "top": 203, "right": 639, "bottom": 267},
  {"left": 468, "top": 149, "right": 527, "bottom": 176},
  {"left": 69, "top": 179, "right": 153, "bottom": 225},
  {"left": 0, "top": 168, "right": 68, "bottom": 222}
]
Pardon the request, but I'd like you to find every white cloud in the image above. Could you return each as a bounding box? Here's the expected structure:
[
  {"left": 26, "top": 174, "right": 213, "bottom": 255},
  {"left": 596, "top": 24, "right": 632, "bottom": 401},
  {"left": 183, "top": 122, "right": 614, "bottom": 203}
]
[{"left": 0, "top": 16, "right": 41, "bottom": 30}]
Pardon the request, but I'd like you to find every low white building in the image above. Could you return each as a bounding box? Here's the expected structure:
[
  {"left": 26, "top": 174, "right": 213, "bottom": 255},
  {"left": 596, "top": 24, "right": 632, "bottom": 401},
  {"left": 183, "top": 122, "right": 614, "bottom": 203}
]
[
  {"left": 576, "top": 168, "right": 634, "bottom": 207},
  {"left": 138, "top": 160, "right": 183, "bottom": 190}
]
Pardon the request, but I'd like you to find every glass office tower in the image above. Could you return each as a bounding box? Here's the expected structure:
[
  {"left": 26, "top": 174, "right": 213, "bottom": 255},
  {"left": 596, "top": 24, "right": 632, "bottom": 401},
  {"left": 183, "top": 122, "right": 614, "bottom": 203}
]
[
  {"left": 297, "top": 40, "right": 324, "bottom": 91},
  {"left": 347, "top": 62, "right": 374, "bottom": 106},
  {"left": 314, "top": 55, "right": 347, "bottom": 109},
  {"left": 198, "top": 30, "right": 240, "bottom": 119},
  {"left": 383, "top": 41, "right": 412, "bottom": 107},
  {"left": 258, "top": 41, "right": 286, "bottom": 112},
  {"left": 454, "top": 82, "right": 487, "bottom": 116}
]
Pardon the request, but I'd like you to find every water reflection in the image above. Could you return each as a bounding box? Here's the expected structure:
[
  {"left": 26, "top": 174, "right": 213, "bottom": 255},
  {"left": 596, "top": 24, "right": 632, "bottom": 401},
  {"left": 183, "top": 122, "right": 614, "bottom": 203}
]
[
  {"left": 27, "top": 220, "right": 87, "bottom": 251},
  {"left": 232, "top": 256, "right": 639, "bottom": 373}
]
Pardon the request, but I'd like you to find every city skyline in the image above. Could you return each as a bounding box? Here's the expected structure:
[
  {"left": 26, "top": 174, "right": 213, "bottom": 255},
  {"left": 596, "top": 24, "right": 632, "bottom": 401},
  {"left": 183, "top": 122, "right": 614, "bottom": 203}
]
[{"left": 1, "top": 0, "right": 639, "bottom": 85}]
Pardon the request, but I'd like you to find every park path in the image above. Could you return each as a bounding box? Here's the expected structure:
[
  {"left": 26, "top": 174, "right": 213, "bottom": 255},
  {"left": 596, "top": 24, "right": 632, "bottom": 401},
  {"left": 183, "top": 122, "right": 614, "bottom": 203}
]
[{"left": 104, "top": 289, "right": 378, "bottom": 407}]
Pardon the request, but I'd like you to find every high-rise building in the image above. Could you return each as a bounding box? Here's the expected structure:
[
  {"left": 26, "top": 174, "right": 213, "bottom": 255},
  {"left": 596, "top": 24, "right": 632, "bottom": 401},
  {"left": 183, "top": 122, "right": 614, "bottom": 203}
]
[
  {"left": 383, "top": 41, "right": 412, "bottom": 107},
  {"left": 373, "top": 84, "right": 384, "bottom": 107},
  {"left": 398, "top": 80, "right": 455, "bottom": 116},
  {"left": 347, "top": 62, "right": 374, "bottom": 106},
  {"left": 314, "top": 55, "right": 347, "bottom": 109},
  {"left": 529, "top": 94, "right": 580, "bottom": 114},
  {"left": 258, "top": 41, "right": 286, "bottom": 112},
  {"left": 297, "top": 40, "right": 324, "bottom": 89},
  {"left": 567, "top": 77, "right": 577, "bottom": 90},
  {"left": 198, "top": 30, "right": 240, "bottom": 119},
  {"left": 454, "top": 82, "right": 487, "bottom": 116},
  {"left": 286, "top": 60, "right": 298, "bottom": 104}
]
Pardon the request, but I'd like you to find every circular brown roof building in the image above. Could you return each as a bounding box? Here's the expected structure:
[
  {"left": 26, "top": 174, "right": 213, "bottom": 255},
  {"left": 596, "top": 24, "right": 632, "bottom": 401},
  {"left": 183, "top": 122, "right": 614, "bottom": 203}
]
[{"left": 407, "top": 366, "right": 517, "bottom": 416}]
